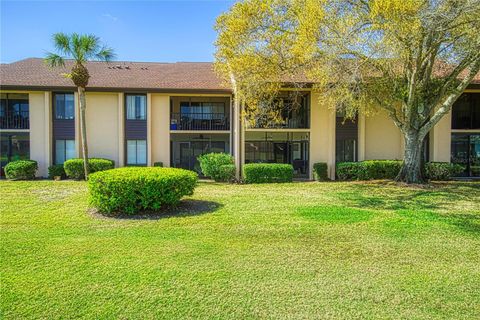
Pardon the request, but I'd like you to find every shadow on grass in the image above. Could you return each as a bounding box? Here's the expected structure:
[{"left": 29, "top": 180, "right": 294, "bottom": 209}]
[
  {"left": 91, "top": 199, "right": 222, "bottom": 220},
  {"left": 335, "top": 181, "right": 480, "bottom": 211}
]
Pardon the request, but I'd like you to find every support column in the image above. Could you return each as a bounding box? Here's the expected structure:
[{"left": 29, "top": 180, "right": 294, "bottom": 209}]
[
  {"left": 147, "top": 93, "right": 152, "bottom": 166},
  {"left": 358, "top": 112, "right": 366, "bottom": 161},
  {"left": 117, "top": 92, "right": 124, "bottom": 167},
  {"left": 233, "top": 95, "right": 242, "bottom": 180},
  {"left": 327, "top": 108, "right": 336, "bottom": 179},
  {"left": 44, "top": 92, "right": 51, "bottom": 169}
]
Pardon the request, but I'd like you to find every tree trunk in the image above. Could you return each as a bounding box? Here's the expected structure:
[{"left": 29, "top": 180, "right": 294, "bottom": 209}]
[
  {"left": 78, "top": 86, "right": 89, "bottom": 180},
  {"left": 396, "top": 131, "right": 426, "bottom": 184}
]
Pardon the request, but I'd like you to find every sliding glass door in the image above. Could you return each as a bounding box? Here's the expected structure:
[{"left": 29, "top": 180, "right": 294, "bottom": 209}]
[{"left": 451, "top": 134, "right": 480, "bottom": 177}]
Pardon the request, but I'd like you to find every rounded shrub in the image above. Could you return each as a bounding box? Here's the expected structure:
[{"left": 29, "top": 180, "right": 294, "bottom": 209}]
[
  {"left": 64, "top": 158, "right": 115, "bottom": 180},
  {"left": 197, "top": 152, "right": 234, "bottom": 181},
  {"left": 4, "top": 160, "right": 38, "bottom": 180},
  {"left": 425, "top": 162, "right": 464, "bottom": 180},
  {"left": 243, "top": 163, "right": 293, "bottom": 183},
  {"left": 313, "top": 162, "right": 329, "bottom": 181},
  {"left": 217, "top": 164, "right": 236, "bottom": 182},
  {"left": 48, "top": 164, "right": 66, "bottom": 180},
  {"left": 88, "top": 167, "right": 198, "bottom": 214}
]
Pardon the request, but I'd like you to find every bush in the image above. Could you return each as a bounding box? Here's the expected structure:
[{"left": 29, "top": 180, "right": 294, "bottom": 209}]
[
  {"left": 425, "top": 162, "right": 464, "bottom": 180},
  {"left": 313, "top": 162, "right": 328, "bottom": 181},
  {"left": 198, "top": 153, "right": 234, "bottom": 181},
  {"left": 243, "top": 163, "right": 293, "bottom": 183},
  {"left": 217, "top": 164, "right": 236, "bottom": 182},
  {"left": 48, "top": 164, "right": 66, "bottom": 180},
  {"left": 64, "top": 158, "right": 115, "bottom": 180},
  {"left": 4, "top": 160, "right": 38, "bottom": 180},
  {"left": 336, "top": 162, "right": 360, "bottom": 180},
  {"left": 336, "top": 160, "right": 402, "bottom": 180},
  {"left": 153, "top": 162, "right": 163, "bottom": 167},
  {"left": 88, "top": 167, "right": 197, "bottom": 214}
]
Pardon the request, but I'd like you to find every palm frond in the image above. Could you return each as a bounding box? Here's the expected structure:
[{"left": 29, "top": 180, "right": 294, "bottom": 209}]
[
  {"left": 46, "top": 32, "right": 116, "bottom": 66},
  {"left": 44, "top": 52, "right": 66, "bottom": 68},
  {"left": 82, "top": 34, "right": 101, "bottom": 57},
  {"left": 96, "top": 45, "right": 116, "bottom": 62},
  {"left": 53, "top": 33, "right": 71, "bottom": 56}
]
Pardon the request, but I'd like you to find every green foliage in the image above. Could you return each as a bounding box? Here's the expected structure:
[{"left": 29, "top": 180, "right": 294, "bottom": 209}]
[
  {"left": 4, "top": 160, "right": 38, "bottom": 180},
  {"left": 88, "top": 167, "right": 198, "bottom": 214},
  {"left": 48, "top": 164, "right": 66, "bottom": 180},
  {"left": 64, "top": 158, "right": 115, "bottom": 180},
  {"left": 313, "top": 162, "right": 328, "bottom": 181},
  {"left": 243, "top": 163, "right": 293, "bottom": 183},
  {"left": 217, "top": 164, "right": 236, "bottom": 182},
  {"left": 336, "top": 160, "right": 402, "bottom": 180},
  {"left": 425, "top": 162, "right": 464, "bottom": 181},
  {"left": 198, "top": 153, "right": 234, "bottom": 181},
  {"left": 153, "top": 162, "right": 164, "bottom": 167}
]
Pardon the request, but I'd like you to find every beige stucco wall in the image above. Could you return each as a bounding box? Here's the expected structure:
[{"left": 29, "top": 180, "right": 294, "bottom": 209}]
[
  {"left": 364, "top": 110, "right": 403, "bottom": 160},
  {"left": 309, "top": 92, "right": 336, "bottom": 179},
  {"left": 430, "top": 110, "right": 451, "bottom": 162},
  {"left": 29, "top": 92, "right": 50, "bottom": 177},
  {"left": 150, "top": 94, "right": 170, "bottom": 166},
  {"left": 83, "top": 93, "right": 119, "bottom": 164}
]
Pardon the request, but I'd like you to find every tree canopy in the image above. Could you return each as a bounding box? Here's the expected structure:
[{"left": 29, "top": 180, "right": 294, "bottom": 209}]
[{"left": 215, "top": 0, "right": 480, "bottom": 183}]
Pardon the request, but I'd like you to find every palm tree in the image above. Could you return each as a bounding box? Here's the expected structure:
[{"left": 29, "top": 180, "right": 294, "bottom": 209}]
[{"left": 45, "top": 33, "right": 115, "bottom": 179}]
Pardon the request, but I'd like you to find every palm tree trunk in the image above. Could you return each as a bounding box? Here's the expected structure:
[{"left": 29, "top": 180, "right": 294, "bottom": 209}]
[{"left": 78, "top": 86, "right": 89, "bottom": 180}]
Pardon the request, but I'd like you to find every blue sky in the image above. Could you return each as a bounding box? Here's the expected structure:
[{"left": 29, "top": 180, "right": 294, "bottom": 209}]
[{"left": 0, "top": 0, "right": 235, "bottom": 63}]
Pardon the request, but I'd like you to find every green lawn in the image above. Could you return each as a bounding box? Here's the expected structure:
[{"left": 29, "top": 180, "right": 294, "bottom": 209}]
[{"left": 1, "top": 180, "right": 479, "bottom": 319}]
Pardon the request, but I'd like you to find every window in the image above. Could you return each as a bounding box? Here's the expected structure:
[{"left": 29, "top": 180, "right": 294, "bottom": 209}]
[
  {"left": 452, "top": 93, "right": 480, "bottom": 129},
  {"left": 0, "top": 93, "right": 29, "bottom": 129},
  {"left": 127, "top": 140, "right": 147, "bottom": 165},
  {"left": 55, "top": 140, "right": 75, "bottom": 164},
  {"left": 126, "top": 95, "right": 146, "bottom": 120},
  {"left": 180, "top": 101, "right": 225, "bottom": 120},
  {"left": 1, "top": 132, "right": 30, "bottom": 175},
  {"left": 54, "top": 93, "right": 75, "bottom": 120}
]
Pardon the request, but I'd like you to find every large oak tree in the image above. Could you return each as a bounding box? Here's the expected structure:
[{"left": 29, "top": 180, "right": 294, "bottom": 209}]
[{"left": 215, "top": 0, "right": 480, "bottom": 183}]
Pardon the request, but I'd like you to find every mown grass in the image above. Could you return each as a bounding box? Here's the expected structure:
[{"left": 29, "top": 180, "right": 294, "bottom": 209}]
[{"left": 1, "top": 180, "right": 479, "bottom": 319}]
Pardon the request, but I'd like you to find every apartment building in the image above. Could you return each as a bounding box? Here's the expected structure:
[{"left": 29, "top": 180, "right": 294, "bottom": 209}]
[{"left": 1, "top": 58, "right": 479, "bottom": 179}]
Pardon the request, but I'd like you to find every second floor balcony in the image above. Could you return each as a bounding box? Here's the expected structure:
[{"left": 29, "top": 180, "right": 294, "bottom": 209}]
[
  {"left": 170, "top": 113, "right": 230, "bottom": 131},
  {"left": 0, "top": 110, "right": 29, "bottom": 130}
]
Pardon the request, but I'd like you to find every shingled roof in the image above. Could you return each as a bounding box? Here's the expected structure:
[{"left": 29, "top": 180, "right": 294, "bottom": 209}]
[
  {"left": 1, "top": 57, "right": 478, "bottom": 92},
  {"left": 0, "top": 58, "right": 231, "bottom": 93}
]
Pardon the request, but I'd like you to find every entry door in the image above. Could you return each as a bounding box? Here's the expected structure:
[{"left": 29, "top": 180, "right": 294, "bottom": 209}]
[
  {"left": 179, "top": 142, "right": 191, "bottom": 170},
  {"left": 273, "top": 143, "right": 287, "bottom": 163},
  {"left": 469, "top": 134, "right": 480, "bottom": 177},
  {"left": 451, "top": 134, "right": 480, "bottom": 177}
]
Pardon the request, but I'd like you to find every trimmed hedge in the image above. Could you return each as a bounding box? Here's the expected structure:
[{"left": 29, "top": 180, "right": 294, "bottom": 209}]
[
  {"left": 336, "top": 160, "right": 402, "bottom": 180},
  {"left": 88, "top": 167, "right": 198, "bottom": 214},
  {"left": 64, "top": 158, "right": 115, "bottom": 180},
  {"left": 218, "top": 164, "right": 236, "bottom": 182},
  {"left": 4, "top": 160, "right": 38, "bottom": 180},
  {"left": 198, "top": 153, "right": 234, "bottom": 182},
  {"left": 313, "top": 162, "right": 328, "bottom": 181},
  {"left": 48, "top": 164, "right": 66, "bottom": 180},
  {"left": 243, "top": 163, "right": 293, "bottom": 183},
  {"left": 336, "top": 160, "right": 464, "bottom": 181},
  {"left": 425, "top": 162, "right": 464, "bottom": 180},
  {"left": 153, "top": 162, "right": 164, "bottom": 167}
]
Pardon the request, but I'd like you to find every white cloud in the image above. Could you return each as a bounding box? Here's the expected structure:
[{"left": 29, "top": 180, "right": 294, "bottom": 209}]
[{"left": 101, "top": 13, "right": 119, "bottom": 22}]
